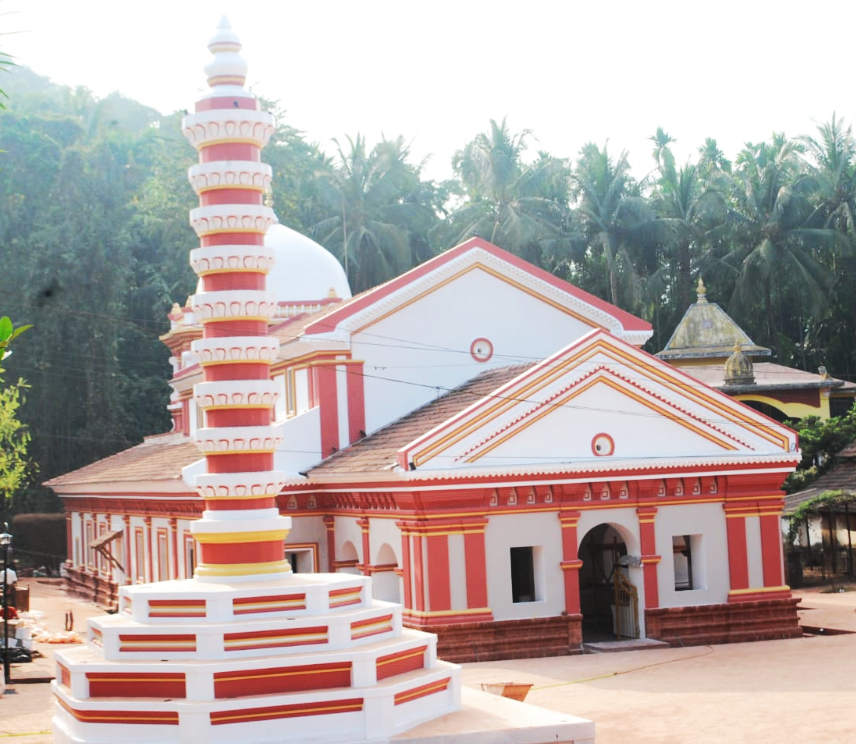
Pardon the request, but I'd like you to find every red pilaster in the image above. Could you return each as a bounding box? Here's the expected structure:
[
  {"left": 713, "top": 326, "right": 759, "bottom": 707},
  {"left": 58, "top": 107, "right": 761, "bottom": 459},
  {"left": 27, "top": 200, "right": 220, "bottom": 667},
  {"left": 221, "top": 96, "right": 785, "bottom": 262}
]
[
  {"left": 724, "top": 505, "right": 750, "bottom": 592},
  {"left": 170, "top": 518, "right": 179, "bottom": 580},
  {"left": 399, "top": 529, "right": 413, "bottom": 610},
  {"left": 637, "top": 506, "right": 660, "bottom": 609},
  {"left": 558, "top": 510, "right": 582, "bottom": 615},
  {"left": 463, "top": 520, "right": 489, "bottom": 610},
  {"left": 425, "top": 532, "right": 451, "bottom": 612},
  {"left": 411, "top": 531, "right": 426, "bottom": 613},
  {"left": 317, "top": 364, "right": 339, "bottom": 457},
  {"left": 323, "top": 516, "right": 336, "bottom": 573},
  {"left": 357, "top": 517, "right": 371, "bottom": 576},
  {"left": 65, "top": 514, "right": 73, "bottom": 569},
  {"left": 347, "top": 362, "right": 366, "bottom": 445},
  {"left": 144, "top": 517, "right": 153, "bottom": 584},
  {"left": 122, "top": 516, "right": 132, "bottom": 584},
  {"left": 760, "top": 510, "right": 785, "bottom": 587}
]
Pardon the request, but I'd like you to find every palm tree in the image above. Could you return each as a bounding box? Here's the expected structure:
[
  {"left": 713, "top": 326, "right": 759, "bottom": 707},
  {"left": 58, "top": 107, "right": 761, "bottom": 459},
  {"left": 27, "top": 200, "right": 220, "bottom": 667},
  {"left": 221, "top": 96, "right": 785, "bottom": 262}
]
[
  {"left": 799, "top": 114, "right": 856, "bottom": 236},
  {"left": 720, "top": 135, "right": 847, "bottom": 359},
  {"left": 571, "top": 142, "right": 665, "bottom": 310},
  {"left": 312, "top": 134, "right": 440, "bottom": 292},
  {"left": 441, "top": 118, "right": 569, "bottom": 266},
  {"left": 648, "top": 130, "right": 730, "bottom": 314},
  {"left": 697, "top": 137, "right": 732, "bottom": 177}
]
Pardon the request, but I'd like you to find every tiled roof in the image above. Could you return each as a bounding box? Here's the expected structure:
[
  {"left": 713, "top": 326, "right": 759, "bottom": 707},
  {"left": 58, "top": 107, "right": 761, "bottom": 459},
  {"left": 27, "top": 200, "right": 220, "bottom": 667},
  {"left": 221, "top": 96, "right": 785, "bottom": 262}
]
[
  {"left": 680, "top": 363, "right": 856, "bottom": 393},
  {"left": 783, "top": 455, "right": 856, "bottom": 514},
  {"left": 45, "top": 433, "right": 201, "bottom": 487},
  {"left": 309, "top": 364, "right": 534, "bottom": 475}
]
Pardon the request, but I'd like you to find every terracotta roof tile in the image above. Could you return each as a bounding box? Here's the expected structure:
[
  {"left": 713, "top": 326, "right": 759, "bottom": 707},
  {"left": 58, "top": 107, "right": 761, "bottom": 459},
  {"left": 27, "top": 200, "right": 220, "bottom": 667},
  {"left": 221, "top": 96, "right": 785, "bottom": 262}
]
[
  {"left": 310, "top": 364, "right": 534, "bottom": 475},
  {"left": 45, "top": 434, "right": 201, "bottom": 487},
  {"left": 680, "top": 363, "right": 856, "bottom": 392},
  {"left": 784, "top": 458, "right": 856, "bottom": 513}
]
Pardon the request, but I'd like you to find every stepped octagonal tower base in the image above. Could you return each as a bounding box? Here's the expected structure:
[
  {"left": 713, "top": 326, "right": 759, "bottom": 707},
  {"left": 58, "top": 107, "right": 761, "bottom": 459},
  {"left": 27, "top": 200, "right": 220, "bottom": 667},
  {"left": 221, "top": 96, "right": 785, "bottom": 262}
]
[{"left": 52, "top": 574, "right": 461, "bottom": 743}]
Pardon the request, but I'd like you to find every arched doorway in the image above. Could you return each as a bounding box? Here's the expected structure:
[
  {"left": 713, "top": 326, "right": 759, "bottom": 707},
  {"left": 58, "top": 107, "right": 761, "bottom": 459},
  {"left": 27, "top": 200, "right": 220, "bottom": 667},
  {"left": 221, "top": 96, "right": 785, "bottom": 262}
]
[{"left": 578, "top": 523, "right": 639, "bottom": 642}]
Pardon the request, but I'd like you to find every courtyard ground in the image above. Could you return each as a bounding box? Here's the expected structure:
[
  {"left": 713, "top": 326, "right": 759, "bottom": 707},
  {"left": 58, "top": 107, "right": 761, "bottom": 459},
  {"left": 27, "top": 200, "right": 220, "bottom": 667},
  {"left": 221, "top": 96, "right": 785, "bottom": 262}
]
[{"left": 2, "top": 578, "right": 855, "bottom": 743}]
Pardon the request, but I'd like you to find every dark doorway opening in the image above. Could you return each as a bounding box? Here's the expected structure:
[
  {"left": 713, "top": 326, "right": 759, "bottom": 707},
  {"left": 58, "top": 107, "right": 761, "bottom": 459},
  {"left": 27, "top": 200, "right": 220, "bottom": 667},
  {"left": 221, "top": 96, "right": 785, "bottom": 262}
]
[{"left": 579, "top": 524, "right": 630, "bottom": 641}]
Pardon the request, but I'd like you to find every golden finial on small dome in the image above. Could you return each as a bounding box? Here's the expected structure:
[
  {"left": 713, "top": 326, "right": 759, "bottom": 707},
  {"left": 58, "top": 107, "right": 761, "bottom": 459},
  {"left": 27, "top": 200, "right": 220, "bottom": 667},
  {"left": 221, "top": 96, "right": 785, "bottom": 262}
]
[
  {"left": 696, "top": 277, "right": 708, "bottom": 304},
  {"left": 327, "top": 286, "right": 339, "bottom": 299},
  {"left": 725, "top": 338, "right": 754, "bottom": 385}
]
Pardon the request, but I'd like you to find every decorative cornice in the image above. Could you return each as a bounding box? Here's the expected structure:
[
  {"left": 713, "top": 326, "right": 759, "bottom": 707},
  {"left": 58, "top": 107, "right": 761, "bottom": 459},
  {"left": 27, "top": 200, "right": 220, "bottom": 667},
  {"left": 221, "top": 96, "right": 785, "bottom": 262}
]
[
  {"left": 188, "top": 161, "right": 272, "bottom": 195},
  {"left": 189, "top": 204, "right": 275, "bottom": 238},
  {"left": 182, "top": 108, "right": 275, "bottom": 150}
]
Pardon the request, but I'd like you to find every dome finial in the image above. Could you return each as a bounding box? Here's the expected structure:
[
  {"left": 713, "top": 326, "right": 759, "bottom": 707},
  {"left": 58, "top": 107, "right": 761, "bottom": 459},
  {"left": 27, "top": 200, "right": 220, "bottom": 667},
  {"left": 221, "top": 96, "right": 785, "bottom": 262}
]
[
  {"left": 696, "top": 277, "right": 708, "bottom": 304},
  {"left": 204, "top": 17, "right": 247, "bottom": 89},
  {"left": 725, "top": 338, "right": 754, "bottom": 385}
]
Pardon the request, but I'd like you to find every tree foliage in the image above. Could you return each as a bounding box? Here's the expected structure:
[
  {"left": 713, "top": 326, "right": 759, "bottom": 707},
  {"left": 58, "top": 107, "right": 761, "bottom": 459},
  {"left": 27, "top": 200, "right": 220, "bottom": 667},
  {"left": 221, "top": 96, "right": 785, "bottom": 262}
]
[
  {"left": 0, "top": 317, "right": 32, "bottom": 511},
  {"left": 3, "top": 65, "right": 856, "bottom": 515}
]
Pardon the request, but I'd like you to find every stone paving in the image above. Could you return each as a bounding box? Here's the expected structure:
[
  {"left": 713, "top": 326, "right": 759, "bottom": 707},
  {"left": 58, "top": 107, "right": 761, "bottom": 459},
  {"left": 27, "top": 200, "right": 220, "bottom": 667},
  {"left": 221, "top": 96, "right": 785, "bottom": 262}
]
[{"left": 2, "top": 578, "right": 856, "bottom": 744}]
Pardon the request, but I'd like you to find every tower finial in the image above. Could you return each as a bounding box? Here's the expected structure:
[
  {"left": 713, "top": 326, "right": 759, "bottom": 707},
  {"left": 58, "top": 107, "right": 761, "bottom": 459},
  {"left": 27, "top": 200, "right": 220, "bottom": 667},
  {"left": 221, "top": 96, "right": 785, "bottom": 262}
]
[
  {"left": 204, "top": 17, "right": 247, "bottom": 89},
  {"left": 696, "top": 277, "right": 707, "bottom": 304}
]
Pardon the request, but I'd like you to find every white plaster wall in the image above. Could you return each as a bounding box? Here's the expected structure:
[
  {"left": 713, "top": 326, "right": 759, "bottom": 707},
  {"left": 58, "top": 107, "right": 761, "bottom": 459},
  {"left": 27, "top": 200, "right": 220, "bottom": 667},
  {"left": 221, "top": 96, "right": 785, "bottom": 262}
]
[
  {"left": 353, "top": 268, "right": 605, "bottom": 434},
  {"left": 128, "top": 515, "right": 147, "bottom": 582},
  {"left": 448, "top": 533, "right": 468, "bottom": 610},
  {"left": 106, "top": 514, "right": 126, "bottom": 585},
  {"left": 189, "top": 399, "right": 199, "bottom": 437},
  {"left": 336, "top": 363, "right": 349, "bottom": 450},
  {"left": 287, "top": 515, "right": 327, "bottom": 571},
  {"left": 273, "top": 406, "right": 322, "bottom": 475},
  {"left": 369, "top": 519, "right": 402, "bottom": 566},
  {"left": 151, "top": 517, "right": 171, "bottom": 581},
  {"left": 459, "top": 383, "right": 730, "bottom": 469},
  {"left": 655, "top": 503, "right": 730, "bottom": 608},
  {"left": 334, "top": 516, "right": 363, "bottom": 565},
  {"left": 295, "top": 367, "right": 310, "bottom": 414},
  {"left": 273, "top": 373, "right": 286, "bottom": 422},
  {"left": 69, "top": 513, "right": 81, "bottom": 568},
  {"left": 746, "top": 515, "right": 764, "bottom": 589},
  {"left": 485, "top": 512, "right": 565, "bottom": 621}
]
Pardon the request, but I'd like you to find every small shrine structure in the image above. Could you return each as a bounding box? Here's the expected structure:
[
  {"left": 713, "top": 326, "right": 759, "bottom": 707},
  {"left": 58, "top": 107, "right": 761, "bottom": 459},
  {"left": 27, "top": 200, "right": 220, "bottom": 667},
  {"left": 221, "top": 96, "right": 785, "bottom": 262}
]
[{"left": 657, "top": 279, "right": 856, "bottom": 421}]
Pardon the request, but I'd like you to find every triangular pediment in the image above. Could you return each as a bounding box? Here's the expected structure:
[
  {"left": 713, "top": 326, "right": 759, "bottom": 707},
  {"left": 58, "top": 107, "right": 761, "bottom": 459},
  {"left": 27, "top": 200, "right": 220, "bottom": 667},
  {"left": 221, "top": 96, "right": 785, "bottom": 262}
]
[
  {"left": 398, "top": 329, "right": 798, "bottom": 472},
  {"left": 302, "top": 238, "right": 652, "bottom": 346}
]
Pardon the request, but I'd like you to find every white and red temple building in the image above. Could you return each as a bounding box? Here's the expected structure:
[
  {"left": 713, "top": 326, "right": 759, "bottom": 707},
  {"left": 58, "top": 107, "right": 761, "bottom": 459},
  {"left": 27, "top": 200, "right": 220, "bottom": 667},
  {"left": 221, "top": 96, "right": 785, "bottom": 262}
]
[{"left": 47, "top": 24, "right": 806, "bottom": 669}]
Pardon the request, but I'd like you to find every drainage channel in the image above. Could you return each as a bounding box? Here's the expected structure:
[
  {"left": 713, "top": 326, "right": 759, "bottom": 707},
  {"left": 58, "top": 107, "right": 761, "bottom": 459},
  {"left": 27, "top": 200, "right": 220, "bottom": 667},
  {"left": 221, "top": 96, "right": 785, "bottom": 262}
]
[{"left": 801, "top": 625, "right": 855, "bottom": 636}]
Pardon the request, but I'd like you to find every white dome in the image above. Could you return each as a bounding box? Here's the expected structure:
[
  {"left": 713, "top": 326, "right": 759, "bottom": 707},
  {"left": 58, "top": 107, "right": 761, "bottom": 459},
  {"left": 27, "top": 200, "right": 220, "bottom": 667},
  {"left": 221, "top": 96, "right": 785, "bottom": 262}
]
[{"left": 264, "top": 223, "right": 352, "bottom": 303}]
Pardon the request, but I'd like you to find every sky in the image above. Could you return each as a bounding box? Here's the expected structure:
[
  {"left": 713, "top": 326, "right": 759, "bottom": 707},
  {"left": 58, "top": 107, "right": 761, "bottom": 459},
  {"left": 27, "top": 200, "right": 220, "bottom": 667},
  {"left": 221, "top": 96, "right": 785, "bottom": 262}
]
[{"left": 2, "top": 0, "right": 855, "bottom": 183}]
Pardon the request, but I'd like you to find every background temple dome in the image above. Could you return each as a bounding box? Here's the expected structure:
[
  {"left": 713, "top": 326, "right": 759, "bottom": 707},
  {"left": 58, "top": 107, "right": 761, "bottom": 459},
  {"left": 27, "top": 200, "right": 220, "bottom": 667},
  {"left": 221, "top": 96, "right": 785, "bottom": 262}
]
[{"left": 265, "top": 223, "right": 352, "bottom": 303}]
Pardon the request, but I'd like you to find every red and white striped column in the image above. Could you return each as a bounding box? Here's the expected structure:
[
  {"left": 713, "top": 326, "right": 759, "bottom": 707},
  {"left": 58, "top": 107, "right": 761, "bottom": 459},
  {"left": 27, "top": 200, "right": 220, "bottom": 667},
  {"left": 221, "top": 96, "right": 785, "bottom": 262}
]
[{"left": 182, "top": 18, "right": 290, "bottom": 582}]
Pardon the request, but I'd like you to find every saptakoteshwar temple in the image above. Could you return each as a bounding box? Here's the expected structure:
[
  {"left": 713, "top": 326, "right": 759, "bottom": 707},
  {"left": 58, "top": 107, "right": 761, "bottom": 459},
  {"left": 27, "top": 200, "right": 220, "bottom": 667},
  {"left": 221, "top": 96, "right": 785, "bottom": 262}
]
[{"left": 50, "top": 18, "right": 594, "bottom": 744}]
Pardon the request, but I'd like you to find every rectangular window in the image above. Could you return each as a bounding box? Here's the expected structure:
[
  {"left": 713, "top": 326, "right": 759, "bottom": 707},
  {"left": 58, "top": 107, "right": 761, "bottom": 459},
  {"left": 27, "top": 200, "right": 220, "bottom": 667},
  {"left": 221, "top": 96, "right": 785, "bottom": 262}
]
[
  {"left": 184, "top": 535, "right": 195, "bottom": 579},
  {"left": 285, "top": 369, "right": 296, "bottom": 418},
  {"left": 135, "top": 528, "right": 145, "bottom": 583},
  {"left": 85, "top": 522, "right": 94, "bottom": 569},
  {"left": 285, "top": 542, "right": 319, "bottom": 574},
  {"left": 98, "top": 522, "right": 108, "bottom": 574},
  {"left": 673, "top": 534, "right": 706, "bottom": 591},
  {"left": 273, "top": 374, "right": 287, "bottom": 422},
  {"left": 157, "top": 530, "right": 169, "bottom": 582},
  {"left": 510, "top": 546, "right": 536, "bottom": 603}
]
